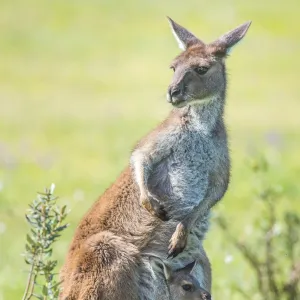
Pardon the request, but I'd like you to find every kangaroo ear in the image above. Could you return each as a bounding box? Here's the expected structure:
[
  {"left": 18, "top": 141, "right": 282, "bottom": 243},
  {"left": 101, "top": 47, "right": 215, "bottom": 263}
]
[
  {"left": 180, "top": 260, "right": 197, "bottom": 274},
  {"left": 210, "top": 21, "right": 251, "bottom": 56},
  {"left": 162, "top": 262, "right": 172, "bottom": 281},
  {"left": 149, "top": 256, "right": 172, "bottom": 281},
  {"left": 167, "top": 17, "right": 204, "bottom": 51}
]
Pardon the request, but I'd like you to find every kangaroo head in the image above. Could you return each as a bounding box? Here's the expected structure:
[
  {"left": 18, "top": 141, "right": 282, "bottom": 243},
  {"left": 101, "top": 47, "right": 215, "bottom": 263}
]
[
  {"left": 166, "top": 261, "right": 211, "bottom": 300},
  {"left": 149, "top": 257, "right": 211, "bottom": 300},
  {"left": 167, "top": 17, "right": 251, "bottom": 108}
]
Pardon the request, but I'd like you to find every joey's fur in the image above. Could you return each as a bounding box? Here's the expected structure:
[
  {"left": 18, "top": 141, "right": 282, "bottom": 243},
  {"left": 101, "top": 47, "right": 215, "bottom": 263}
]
[{"left": 60, "top": 18, "right": 251, "bottom": 299}]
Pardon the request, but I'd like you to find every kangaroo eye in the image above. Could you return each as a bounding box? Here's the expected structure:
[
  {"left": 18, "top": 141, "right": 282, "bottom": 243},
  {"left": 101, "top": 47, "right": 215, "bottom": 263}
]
[
  {"left": 195, "top": 66, "right": 209, "bottom": 75},
  {"left": 170, "top": 66, "right": 175, "bottom": 72},
  {"left": 182, "top": 284, "right": 193, "bottom": 292}
]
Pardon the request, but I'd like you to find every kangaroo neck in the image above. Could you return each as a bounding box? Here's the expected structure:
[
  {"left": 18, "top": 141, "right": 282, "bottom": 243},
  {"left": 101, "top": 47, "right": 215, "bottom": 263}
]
[{"left": 182, "top": 93, "right": 225, "bottom": 133}]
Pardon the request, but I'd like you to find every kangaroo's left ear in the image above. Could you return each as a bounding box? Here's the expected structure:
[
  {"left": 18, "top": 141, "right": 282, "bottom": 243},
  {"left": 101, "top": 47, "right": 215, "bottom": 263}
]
[{"left": 209, "top": 21, "right": 252, "bottom": 56}]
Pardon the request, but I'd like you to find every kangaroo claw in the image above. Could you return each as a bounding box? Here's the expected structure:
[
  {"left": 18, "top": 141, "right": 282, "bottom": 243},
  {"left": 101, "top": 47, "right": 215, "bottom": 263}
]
[{"left": 167, "top": 222, "right": 188, "bottom": 258}]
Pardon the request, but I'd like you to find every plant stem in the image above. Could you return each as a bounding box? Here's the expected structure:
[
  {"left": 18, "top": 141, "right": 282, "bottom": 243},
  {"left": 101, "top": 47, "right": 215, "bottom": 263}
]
[
  {"left": 265, "top": 201, "right": 279, "bottom": 299},
  {"left": 26, "top": 272, "right": 37, "bottom": 300},
  {"left": 22, "top": 260, "right": 35, "bottom": 300}
]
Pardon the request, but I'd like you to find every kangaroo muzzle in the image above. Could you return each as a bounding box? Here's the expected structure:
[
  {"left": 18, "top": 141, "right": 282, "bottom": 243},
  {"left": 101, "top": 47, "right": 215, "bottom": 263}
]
[{"left": 167, "top": 85, "right": 185, "bottom": 107}]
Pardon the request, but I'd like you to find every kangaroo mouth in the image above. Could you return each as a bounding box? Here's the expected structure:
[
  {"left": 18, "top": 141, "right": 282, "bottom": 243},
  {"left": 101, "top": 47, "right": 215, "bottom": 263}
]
[
  {"left": 166, "top": 92, "right": 188, "bottom": 108},
  {"left": 172, "top": 100, "right": 186, "bottom": 108},
  {"left": 169, "top": 96, "right": 187, "bottom": 108}
]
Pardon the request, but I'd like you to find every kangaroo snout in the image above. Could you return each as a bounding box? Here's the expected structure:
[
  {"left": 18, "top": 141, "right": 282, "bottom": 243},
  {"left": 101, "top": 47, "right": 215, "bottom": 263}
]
[
  {"left": 167, "top": 85, "right": 185, "bottom": 106},
  {"left": 200, "top": 289, "right": 211, "bottom": 300},
  {"left": 170, "top": 87, "right": 181, "bottom": 98}
]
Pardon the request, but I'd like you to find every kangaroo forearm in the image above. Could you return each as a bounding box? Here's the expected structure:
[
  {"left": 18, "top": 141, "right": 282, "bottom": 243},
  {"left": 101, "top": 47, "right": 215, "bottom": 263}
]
[
  {"left": 131, "top": 140, "right": 173, "bottom": 197},
  {"left": 131, "top": 150, "right": 152, "bottom": 197},
  {"left": 182, "top": 198, "right": 216, "bottom": 231}
]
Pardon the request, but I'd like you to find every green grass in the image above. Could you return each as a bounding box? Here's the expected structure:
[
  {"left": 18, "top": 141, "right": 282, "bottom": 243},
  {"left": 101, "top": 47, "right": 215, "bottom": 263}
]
[{"left": 0, "top": 0, "right": 299, "bottom": 299}]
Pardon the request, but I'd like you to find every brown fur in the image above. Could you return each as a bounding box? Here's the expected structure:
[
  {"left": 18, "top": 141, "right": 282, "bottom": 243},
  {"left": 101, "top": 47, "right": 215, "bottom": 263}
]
[{"left": 60, "top": 168, "right": 157, "bottom": 299}]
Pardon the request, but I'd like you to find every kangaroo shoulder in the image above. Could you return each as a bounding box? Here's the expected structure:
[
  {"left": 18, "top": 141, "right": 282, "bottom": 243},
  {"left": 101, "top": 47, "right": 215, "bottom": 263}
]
[{"left": 133, "top": 109, "right": 186, "bottom": 153}]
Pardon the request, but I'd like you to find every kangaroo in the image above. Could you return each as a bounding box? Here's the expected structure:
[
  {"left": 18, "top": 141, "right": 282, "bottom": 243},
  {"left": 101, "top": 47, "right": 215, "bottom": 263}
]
[
  {"left": 148, "top": 256, "right": 211, "bottom": 300},
  {"left": 131, "top": 17, "right": 251, "bottom": 257},
  {"left": 60, "top": 18, "right": 251, "bottom": 300}
]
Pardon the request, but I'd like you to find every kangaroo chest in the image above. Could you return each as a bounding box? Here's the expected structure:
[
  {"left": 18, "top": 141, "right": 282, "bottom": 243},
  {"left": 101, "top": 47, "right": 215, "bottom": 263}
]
[
  {"left": 170, "top": 129, "right": 214, "bottom": 171},
  {"left": 148, "top": 125, "right": 228, "bottom": 219}
]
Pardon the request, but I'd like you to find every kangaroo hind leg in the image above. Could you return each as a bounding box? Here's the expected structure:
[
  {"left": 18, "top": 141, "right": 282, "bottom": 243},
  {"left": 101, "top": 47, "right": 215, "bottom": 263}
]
[{"left": 60, "top": 231, "right": 141, "bottom": 300}]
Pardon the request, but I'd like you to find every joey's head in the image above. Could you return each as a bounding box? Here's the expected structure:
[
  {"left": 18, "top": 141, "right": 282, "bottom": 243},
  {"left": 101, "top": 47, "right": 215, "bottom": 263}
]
[
  {"left": 167, "top": 17, "right": 251, "bottom": 108},
  {"left": 150, "top": 257, "right": 211, "bottom": 300}
]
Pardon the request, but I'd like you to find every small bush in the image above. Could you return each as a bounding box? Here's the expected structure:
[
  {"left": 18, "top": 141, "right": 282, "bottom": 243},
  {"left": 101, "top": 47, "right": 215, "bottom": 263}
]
[
  {"left": 22, "top": 184, "right": 69, "bottom": 300},
  {"left": 216, "top": 154, "right": 300, "bottom": 300}
]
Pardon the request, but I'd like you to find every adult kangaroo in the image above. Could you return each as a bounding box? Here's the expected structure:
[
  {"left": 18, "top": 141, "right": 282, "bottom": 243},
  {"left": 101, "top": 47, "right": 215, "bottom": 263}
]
[{"left": 60, "top": 18, "right": 251, "bottom": 300}]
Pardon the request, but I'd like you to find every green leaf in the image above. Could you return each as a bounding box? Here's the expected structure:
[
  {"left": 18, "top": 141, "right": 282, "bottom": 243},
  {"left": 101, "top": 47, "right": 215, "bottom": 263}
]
[
  {"left": 24, "top": 257, "right": 33, "bottom": 265},
  {"left": 42, "top": 285, "right": 48, "bottom": 296},
  {"left": 55, "top": 225, "right": 68, "bottom": 232},
  {"left": 61, "top": 205, "right": 67, "bottom": 215},
  {"left": 26, "top": 234, "right": 35, "bottom": 246},
  {"left": 25, "top": 243, "right": 32, "bottom": 252}
]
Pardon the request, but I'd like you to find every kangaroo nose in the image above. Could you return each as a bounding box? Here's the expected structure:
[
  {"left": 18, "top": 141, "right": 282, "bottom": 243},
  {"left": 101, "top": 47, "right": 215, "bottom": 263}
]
[
  {"left": 167, "top": 86, "right": 184, "bottom": 105},
  {"left": 202, "top": 291, "right": 211, "bottom": 300},
  {"left": 170, "top": 87, "right": 181, "bottom": 98}
]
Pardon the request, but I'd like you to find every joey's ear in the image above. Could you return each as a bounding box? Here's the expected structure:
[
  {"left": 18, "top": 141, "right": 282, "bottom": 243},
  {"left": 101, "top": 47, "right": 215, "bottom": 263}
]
[
  {"left": 167, "top": 17, "right": 204, "bottom": 51},
  {"left": 162, "top": 262, "right": 172, "bottom": 281},
  {"left": 180, "top": 260, "right": 197, "bottom": 274},
  {"left": 149, "top": 256, "right": 172, "bottom": 281},
  {"left": 209, "top": 21, "right": 251, "bottom": 57}
]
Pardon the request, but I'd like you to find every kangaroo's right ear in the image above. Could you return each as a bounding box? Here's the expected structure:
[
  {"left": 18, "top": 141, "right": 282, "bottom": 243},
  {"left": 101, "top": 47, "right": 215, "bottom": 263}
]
[
  {"left": 167, "top": 17, "right": 204, "bottom": 51},
  {"left": 180, "top": 260, "right": 197, "bottom": 274}
]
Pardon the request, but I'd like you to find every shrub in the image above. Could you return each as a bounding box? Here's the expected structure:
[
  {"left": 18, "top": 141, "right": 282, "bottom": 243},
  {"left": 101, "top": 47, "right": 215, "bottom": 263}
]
[
  {"left": 22, "top": 184, "right": 69, "bottom": 300},
  {"left": 216, "top": 154, "right": 300, "bottom": 300}
]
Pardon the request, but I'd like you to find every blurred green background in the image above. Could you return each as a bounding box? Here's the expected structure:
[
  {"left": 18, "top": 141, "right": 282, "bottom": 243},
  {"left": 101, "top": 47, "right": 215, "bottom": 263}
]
[{"left": 0, "top": 0, "right": 299, "bottom": 299}]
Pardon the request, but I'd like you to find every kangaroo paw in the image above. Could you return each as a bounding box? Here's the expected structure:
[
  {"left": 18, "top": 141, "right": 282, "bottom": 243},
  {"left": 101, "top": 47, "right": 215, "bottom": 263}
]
[
  {"left": 167, "top": 222, "right": 188, "bottom": 258},
  {"left": 141, "top": 197, "right": 169, "bottom": 221},
  {"left": 148, "top": 197, "right": 169, "bottom": 221}
]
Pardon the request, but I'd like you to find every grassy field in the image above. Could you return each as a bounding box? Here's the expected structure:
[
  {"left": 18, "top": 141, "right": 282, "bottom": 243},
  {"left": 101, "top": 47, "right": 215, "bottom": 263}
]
[{"left": 0, "top": 0, "right": 299, "bottom": 299}]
